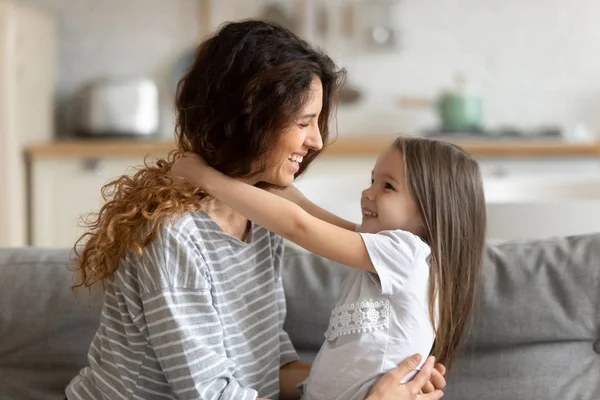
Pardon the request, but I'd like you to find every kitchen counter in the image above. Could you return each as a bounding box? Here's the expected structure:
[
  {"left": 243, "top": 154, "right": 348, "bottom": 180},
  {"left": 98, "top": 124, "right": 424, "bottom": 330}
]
[{"left": 26, "top": 136, "right": 600, "bottom": 159}]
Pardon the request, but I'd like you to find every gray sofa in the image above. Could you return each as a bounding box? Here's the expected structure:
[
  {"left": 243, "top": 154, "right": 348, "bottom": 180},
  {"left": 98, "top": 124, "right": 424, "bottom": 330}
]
[{"left": 1, "top": 235, "right": 599, "bottom": 400}]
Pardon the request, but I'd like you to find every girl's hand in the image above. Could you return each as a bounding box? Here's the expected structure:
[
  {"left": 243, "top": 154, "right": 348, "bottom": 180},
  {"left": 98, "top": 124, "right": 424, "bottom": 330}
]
[
  {"left": 169, "top": 152, "right": 209, "bottom": 186},
  {"left": 367, "top": 354, "right": 444, "bottom": 400}
]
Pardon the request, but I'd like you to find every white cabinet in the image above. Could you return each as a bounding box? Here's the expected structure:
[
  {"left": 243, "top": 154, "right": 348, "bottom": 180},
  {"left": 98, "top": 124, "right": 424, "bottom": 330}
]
[
  {"left": 28, "top": 150, "right": 600, "bottom": 247},
  {"left": 477, "top": 157, "right": 600, "bottom": 178},
  {"left": 29, "top": 155, "right": 166, "bottom": 247}
]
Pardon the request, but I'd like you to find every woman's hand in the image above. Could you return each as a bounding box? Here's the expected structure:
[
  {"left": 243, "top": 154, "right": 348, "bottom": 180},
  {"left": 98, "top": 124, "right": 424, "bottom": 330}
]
[
  {"left": 366, "top": 354, "right": 444, "bottom": 400},
  {"left": 169, "top": 152, "right": 209, "bottom": 187},
  {"left": 423, "top": 362, "right": 446, "bottom": 394}
]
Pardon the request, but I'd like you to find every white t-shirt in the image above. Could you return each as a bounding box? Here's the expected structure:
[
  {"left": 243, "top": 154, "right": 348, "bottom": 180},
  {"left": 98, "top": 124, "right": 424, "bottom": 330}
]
[{"left": 301, "top": 229, "right": 435, "bottom": 400}]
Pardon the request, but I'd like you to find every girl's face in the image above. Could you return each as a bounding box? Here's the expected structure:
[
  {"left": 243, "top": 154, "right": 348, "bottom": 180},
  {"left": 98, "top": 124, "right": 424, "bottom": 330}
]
[
  {"left": 360, "top": 145, "right": 425, "bottom": 236},
  {"left": 255, "top": 77, "right": 324, "bottom": 187}
]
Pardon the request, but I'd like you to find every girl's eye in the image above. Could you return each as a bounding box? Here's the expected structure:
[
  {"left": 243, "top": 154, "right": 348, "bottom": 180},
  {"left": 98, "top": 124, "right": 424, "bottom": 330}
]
[
  {"left": 298, "top": 123, "right": 310, "bottom": 128},
  {"left": 370, "top": 179, "right": 374, "bottom": 184},
  {"left": 384, "top": 182, "right": 396, "bottom": 191}
]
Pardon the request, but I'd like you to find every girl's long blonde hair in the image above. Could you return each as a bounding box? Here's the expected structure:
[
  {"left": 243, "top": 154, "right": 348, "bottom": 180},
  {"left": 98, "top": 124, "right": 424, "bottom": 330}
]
[{"left": 396, "top": 136, "right": 487, "bottom": 371}]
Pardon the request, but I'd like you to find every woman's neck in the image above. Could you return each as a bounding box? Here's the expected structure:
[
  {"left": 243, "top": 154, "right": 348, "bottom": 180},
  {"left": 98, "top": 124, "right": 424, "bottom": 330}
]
[{"left": 202, "top": 197, "right": 250, "bottom": 241}]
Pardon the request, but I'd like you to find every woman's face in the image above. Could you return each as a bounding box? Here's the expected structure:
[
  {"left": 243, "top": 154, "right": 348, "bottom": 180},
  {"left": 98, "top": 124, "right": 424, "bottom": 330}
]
[{"left": 257, "top": 77, "right": 324, "bottom": 186}]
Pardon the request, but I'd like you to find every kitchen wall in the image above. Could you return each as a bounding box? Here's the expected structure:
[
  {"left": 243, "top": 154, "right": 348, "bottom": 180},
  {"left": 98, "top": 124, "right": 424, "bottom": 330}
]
[
  {"left": 20, "top": 0, "right": 200, "bottom": 138},
  {"left": 334, "top": 0, "right": 600, "bottom": 136},
  {"left": 21, "top": 0, "right": 600, "bottom": 138}
]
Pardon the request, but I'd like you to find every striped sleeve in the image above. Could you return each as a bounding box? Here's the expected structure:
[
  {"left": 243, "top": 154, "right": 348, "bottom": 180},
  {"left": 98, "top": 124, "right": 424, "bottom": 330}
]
[
  {"left": 142, "top": 288, "right": 258, "bottom": 400},
  {"left": 140, "top": 224, "right": 258, "bottom": 400},
  {"left": 272, "top": 235, "right": 300, "bottom": 367}
]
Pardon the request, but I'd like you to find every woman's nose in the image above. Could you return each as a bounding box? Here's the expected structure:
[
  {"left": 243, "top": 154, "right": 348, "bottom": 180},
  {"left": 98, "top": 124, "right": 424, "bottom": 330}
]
[{"left": 305, "top": 126, "right": 323, "bottom": 151}]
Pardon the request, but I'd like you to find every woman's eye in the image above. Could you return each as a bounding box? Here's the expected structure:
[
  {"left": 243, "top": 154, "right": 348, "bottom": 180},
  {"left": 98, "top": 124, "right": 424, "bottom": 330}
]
[
  {"left": 370, "top": 179, "right": 374, "bottom": 184},
  {"left": 298, "top": 122, "right": 310, "bottom": 128},
  {"left": 384, "top": 182, "right": 395, "bottom": 191}
]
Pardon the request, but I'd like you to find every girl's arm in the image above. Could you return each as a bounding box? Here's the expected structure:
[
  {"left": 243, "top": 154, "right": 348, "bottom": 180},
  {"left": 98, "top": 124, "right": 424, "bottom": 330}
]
[
  {"left": 271, "top": 185, "right": 358, "bottom": 232},
  {"left": 173, "top": 157, "right": 374, "bottom": 272},
  {"left": 206, "top": 167, "right": 373, "bottom": 271}
]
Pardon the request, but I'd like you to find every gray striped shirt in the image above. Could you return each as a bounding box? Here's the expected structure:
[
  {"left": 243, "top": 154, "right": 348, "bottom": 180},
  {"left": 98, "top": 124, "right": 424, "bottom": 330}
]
[{"left": 66, "top": 210, "right": 298, "bottom": 400}]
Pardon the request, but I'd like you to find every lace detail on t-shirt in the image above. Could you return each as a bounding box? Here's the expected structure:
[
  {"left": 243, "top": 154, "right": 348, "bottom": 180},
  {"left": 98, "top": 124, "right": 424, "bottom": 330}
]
[{"left": 324, "top": 299, "right": 390, "bottom": 341}]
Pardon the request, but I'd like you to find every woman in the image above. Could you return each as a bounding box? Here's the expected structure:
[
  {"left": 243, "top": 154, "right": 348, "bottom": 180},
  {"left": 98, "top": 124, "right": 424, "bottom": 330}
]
[{"left": 65, "top": 20, "right": 445, "bottom": 400}]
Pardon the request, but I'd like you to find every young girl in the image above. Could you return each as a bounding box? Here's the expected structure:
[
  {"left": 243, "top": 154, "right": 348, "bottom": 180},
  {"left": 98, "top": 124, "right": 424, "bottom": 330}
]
[{"left": 170, "top": 136, "right": 486, "bottom": 400}]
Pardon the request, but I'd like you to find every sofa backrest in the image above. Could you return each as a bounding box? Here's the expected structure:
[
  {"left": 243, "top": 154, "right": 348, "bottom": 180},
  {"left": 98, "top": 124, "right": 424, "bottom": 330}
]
[
  {"left": 1, "top": 233, "right": 599, "bottom": 400},
  {"left": 0, "top": 248, "right": 103, "bottom": 400}
]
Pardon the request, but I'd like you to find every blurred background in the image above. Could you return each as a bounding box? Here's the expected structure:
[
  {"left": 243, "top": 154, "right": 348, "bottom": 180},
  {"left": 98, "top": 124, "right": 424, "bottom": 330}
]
[{"left": 2, "top": 0, "right": 600, "bottom": 248}]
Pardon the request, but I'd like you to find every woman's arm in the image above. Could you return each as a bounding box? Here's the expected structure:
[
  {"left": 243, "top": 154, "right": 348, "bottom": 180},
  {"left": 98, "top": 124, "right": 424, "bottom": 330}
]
[
  {"left": 271, "top": 185, "right": 358, "bottom": 231},
  {"left": 173, "top": 158, "right": 375, "bottom": 272},
  {"left": 279, "top": 360, "right": 312, "bottom": 400},
  {"left": 142, "top": 228, "right": 260, "bottom": 400}
]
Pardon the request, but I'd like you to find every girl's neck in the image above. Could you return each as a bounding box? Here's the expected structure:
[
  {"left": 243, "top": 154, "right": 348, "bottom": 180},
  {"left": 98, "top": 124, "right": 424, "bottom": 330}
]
[{"left": 202, "top": 198, "right": 250, "bottom": 241}]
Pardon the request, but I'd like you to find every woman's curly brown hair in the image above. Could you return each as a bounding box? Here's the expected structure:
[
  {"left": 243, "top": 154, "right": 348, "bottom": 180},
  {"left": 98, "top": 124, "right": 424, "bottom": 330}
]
[{"left": 73, "top": 19, "right": 346, "bottom": 289}]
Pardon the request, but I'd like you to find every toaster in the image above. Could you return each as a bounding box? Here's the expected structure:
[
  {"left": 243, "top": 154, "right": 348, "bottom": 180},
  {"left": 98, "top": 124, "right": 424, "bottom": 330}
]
[{"left": 77, "top": 77, "right": 159, "bottom": 137}]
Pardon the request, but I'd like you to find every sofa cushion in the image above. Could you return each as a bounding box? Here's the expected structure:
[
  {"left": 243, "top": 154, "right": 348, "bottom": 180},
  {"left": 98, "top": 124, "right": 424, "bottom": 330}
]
[
  {"left": 2, "top": 232, "right": 598, "bottom": 400},
  {"left": 0, "top": 248, "right": 102, "bottom": 400},
  {"left": 282, "top": 234, "right": 600, "bottom": 399},
  {"left": 447, "top": 233, "right": 600, "bottom": 399}
]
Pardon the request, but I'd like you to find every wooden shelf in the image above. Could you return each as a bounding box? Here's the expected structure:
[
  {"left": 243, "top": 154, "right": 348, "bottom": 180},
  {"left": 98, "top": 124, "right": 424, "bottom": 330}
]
[
  {"left": 324, "top": 136, "right": 600, "bottom": 157},
  {"left": 26, "top": 136, "right": 600, "bottom": 159},
  {"left": 26, "top": 139, "right": 177, "bottom": 158}
]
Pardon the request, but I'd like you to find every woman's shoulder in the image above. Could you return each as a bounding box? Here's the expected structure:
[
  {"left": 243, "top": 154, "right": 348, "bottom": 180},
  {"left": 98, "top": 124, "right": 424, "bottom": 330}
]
[
  {"left": 153, "top": 210, "right": 224, "bottom": 260},
  {"left": 167, "top": 209, "right": 215, "bottom": 235},
  {"left": 119, "top": 211, "right": 213, "bottom": 293}
]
